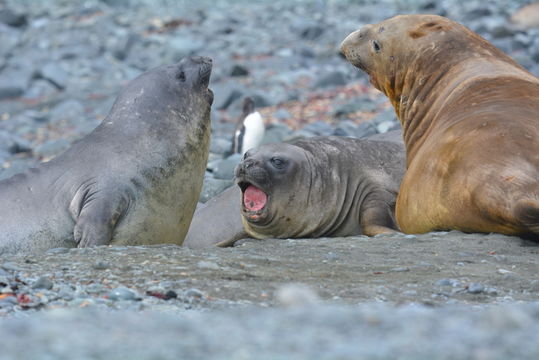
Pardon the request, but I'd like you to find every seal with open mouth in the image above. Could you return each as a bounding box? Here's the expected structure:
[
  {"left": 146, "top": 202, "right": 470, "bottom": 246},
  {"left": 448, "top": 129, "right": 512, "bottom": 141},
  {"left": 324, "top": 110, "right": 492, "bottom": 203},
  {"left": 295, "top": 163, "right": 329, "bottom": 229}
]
[{"left": 236, "top": 135, "right": 405, "bottom": 240}]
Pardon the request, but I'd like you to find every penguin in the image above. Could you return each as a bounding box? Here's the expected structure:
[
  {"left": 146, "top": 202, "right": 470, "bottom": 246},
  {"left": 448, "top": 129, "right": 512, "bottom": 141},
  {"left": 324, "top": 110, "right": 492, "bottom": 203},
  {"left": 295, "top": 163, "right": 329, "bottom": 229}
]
[{"left": 231, "top": 97, "right": 265, "bottom": 155}]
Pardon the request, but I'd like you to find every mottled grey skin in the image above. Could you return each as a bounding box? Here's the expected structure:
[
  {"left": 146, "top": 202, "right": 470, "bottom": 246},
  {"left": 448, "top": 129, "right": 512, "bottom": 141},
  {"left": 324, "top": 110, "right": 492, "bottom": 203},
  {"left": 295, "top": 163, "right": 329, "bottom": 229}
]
[
  {"left": 183, "top": 132, "right": 405, "bottom": 248},
  {"left": 0, "top": 56, "right": 213, "bottom": 254}
]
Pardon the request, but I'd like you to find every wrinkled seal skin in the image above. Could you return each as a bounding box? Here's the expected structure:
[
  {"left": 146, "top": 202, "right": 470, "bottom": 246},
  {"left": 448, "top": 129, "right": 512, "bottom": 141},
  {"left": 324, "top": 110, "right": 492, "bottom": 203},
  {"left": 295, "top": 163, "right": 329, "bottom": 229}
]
[
  {"left": 341, "top": 15, "right": 539, "bottom": 237},
  {"left": 238, "top": 136, "right": 405, "bottom": 239},
  {"left": 0, "top": 56, "right": 213, "bottom": 254},
  {"left": 183, "top": 134, "right": 405, "bottom": 248}
]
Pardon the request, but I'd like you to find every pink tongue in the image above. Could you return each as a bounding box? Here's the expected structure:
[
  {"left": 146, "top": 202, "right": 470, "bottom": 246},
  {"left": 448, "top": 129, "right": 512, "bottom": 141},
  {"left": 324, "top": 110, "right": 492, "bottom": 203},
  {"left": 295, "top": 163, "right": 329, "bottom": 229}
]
[{"left": 243, "top": 185, "right": 267, "bottom": 211}]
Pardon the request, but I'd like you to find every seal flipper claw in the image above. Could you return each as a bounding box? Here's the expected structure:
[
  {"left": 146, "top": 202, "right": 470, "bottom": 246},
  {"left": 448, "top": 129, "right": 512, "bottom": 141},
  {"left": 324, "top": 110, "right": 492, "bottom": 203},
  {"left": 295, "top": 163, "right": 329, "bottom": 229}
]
[{"left": 70, "top": 187, "right": 129, "bottom": 247}]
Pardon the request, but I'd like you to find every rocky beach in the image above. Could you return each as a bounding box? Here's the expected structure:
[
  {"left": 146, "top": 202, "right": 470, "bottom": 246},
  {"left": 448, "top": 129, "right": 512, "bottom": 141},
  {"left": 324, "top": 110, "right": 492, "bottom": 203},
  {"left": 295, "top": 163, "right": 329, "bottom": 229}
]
[{"left": 0, "top": 0, "right": 538, "bottom": 359}]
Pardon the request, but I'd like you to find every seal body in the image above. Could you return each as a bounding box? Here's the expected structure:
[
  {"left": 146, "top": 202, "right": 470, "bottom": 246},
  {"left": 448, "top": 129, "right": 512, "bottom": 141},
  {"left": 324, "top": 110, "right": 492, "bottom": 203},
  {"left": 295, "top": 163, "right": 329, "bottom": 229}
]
[
  {"left": 0, "top": 56, "right": 213, "bottom": 254},
  {"left": 237, "top": 135, "right": 405, "bottom": 239},
  {"left": 341, "top": 15, "right": 539, "bottom": 237},
  {"left": 183, "top": 133, "right": 405, "bottom": 248}
]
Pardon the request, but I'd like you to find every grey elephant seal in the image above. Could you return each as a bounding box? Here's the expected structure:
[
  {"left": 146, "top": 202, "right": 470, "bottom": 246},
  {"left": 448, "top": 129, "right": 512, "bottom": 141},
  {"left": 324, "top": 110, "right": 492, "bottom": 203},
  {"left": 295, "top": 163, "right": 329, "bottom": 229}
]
[
  {"left": 183, "top": 133, "right": 405, "bottom": 248},
  {"left": 0, "top": 56, "right": 213, "bottom": 254},
  {"left": 341, "top": 15, "right": 539, "bottom": 238}
]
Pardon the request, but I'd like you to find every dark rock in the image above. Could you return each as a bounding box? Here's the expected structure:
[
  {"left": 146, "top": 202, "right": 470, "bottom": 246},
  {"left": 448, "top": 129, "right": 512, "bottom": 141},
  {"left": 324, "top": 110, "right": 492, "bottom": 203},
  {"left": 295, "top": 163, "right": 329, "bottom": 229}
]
[
  {"left": 293, "top": 20, "right": 325, "bottom": 40},
  {"left": 230, "top": 64, "right": 249, "bottom": 77},
  {"left": 333, "top": 98, "right": 377, "bottom": 117},
  {"left": 25, "top": 79, "right": 58, "bottom": 99},
  {"left": 108, "top": 287, "right": 137, "bottom": 301},
  {"left": 0, "top": 64, "right": 34, "bottom": 100},
  {"left": 482, "top": 17, "right": 516, "bottom": 38},
  {"left": 213, "top": 153, "right": 242, "bottom": 180},
  {"left": 314, "top": 70, "right": 347, "bottom": 88},
  {"left": 0, "top": 9, "right": 27, "bottom": 27},
  {"left": 38, "top": 63, "right": 69, "bottom": 90},
  {"left": 210, "top": 137, "right": 232, "bottom": 156},
  {"left": 261, "top": 123, "right": 291, "bottom": 144},
  {"left": 467, "top": 283, "right": 485, "bottom": 294},
  {"left": 0, "top": 130, "right": 31, "bottom": 154},
  {"left": 32, "top": 276, "right": 54, "bottom": 290},
  {"left": 199, "top": 177, "right": 234, "bottom": 203},
  {"left": 111, "top": 32, "right": 139, "bottom": 61},
  {"left": 211, "top": 82, "right": 245, "bottom": 110},
  {"left": 355, "top": 122, "right": 378, "bottom": 138},
  {"left": 333, "top": 120, "right": 357, "bottom": 137},
  {"left": 303, "top": 121, "right": 334, "bottom": 136}
]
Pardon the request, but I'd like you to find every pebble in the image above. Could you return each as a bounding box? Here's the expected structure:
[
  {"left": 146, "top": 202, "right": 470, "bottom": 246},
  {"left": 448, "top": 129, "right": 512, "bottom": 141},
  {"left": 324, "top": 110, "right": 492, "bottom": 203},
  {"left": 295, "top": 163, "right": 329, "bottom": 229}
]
[
  {"left": 467, "top": 283, "right": 485, "bottom": 294},
  {"left": 197, "top": 261, "right": 220, "bottom": 270},
  {"left": 32, "top": 276, "right": 54, "bottom": 290},
  {"left": 212, "top": 153, "right": 242, "bottom": 180},
  {"left": 185, "top": 288, "right": 204, "bottom": 299},
  {"left": 108, "top": 287, "right": 137, "bottom": 301},
  {"left": 92, "top": 261, "right": 110, "bottom": 270},
  {"left": 275, "top": 283, "right": 320, "bottom": 307}
]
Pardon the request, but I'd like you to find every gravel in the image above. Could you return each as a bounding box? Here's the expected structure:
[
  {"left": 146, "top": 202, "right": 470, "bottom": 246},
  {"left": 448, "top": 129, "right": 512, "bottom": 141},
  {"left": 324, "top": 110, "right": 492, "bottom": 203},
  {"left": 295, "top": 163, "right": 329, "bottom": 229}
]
[{"left": 0, "top": 0, "right": 538, "bottom": 357}]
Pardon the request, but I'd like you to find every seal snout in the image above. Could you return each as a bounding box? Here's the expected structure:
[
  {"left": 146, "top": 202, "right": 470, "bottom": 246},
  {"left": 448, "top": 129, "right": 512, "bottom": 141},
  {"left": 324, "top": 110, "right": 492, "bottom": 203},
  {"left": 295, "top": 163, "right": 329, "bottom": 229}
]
[{"left": 177, "top": 56, "right": 213, "bottom": 88}]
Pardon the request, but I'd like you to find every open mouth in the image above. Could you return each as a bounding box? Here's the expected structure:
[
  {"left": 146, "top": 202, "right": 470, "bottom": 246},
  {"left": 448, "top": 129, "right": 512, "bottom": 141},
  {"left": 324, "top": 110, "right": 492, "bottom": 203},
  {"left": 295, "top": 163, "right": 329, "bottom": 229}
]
[{"left": 238, "top": 181, "right": 269, "bottom": 222}]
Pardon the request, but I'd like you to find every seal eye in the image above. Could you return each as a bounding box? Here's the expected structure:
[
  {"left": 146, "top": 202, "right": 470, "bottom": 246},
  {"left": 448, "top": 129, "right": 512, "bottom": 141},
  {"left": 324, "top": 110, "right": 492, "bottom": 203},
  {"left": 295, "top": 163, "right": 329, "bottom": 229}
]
[
  {"left": 372, "top": 40, "right": 381, "bottom": 53},
  {"left": 270, "top": 157, "right": 285, "bottom": 169},
  {"left": 176, "top": 71, "right": 186, "bottom": 82}
]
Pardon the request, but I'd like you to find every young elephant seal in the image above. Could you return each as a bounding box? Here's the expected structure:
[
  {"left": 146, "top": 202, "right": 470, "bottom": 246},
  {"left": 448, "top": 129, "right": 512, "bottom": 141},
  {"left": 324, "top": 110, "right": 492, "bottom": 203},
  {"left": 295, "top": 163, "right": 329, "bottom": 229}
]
[
  {"left": 0, "top": 56, "right": 213, "bottom": 254},
  {"left": 183, "top": 134, "right": 405, "bottom": 248},
  {"left": 341, "top": 15, "right": 539, "bottom": 237}
]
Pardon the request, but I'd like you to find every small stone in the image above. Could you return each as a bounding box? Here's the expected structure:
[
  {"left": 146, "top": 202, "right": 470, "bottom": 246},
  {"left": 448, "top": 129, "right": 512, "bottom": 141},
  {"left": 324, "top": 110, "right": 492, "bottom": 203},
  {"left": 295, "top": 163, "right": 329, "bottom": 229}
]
[
  {"left": 197, "top": 261, "right": 220, "bottom": 270},
  {"left": 324, "top": 252, "right": 340, "bottom": 261},
  {"left": 276, "top": 283, "right": 319, "bottom": 307},
  {"left": 211, "top": 83, "right": 245, "bottom": 110},
  {"left": 261, "top": 123, "right": 292, "bottom": 144},
  {"left": 210, "top": 137, "right": 232, "bottom": 156},
  {"left": 376, "top": 121, "right": 396, "bottom": 134},
  {"left": 108, "top": 287, "right": 136, "bottom": 301},
  {"left": 467, "top": 282, "right": 485, "bottom": 294},
  {"left": 435, "top": 278, "right": 461, "bottom": 287},
  {"left": 0, "top": 9, "right": 27, "bottom": 27},
  {"left": 230, "top": 64, "right": 249, "bottom": 77},
  {"left": 355, "top": 122, "right": 377, "bottom": 138},
  {"left": 333, "top": 120, "right": 357, "bottom": 137},
  {"left": 314, "top": 70, "right": 347, "bottom": 88},
  {"left": 213, "top": 154, "right": 242, "bottom": 180},
  {"left": 199, "top": 178, "right": 234, "bottom": 203},
  {"left": 92, "top": 261, "right": 110, "bottom": 270},
  {"left": 185, "top": 288, "right": 204, "bottom": 299},
  {"left": 497, "top": 269, "right": 513, "bottom": 275},
  {"left": 1, "top": 262, "right": 24, "bottom": 271},
  {"left": 32, "top": 276, "right": 54, "bottom": 290},
  {"left": 39, "top": 63, "right": 69, "bottom": 90},
  {"left": 273, "top": 108, "right": 291, "bottom": 120},
  {"left": 303, "top": 121, "right": 334, "bottom": 136},
  {"left": 390, "top": 267, "right": 410, "bottom": 272},
  {"left": 49, "top": 99, "right": 85, "bottom": 125}
]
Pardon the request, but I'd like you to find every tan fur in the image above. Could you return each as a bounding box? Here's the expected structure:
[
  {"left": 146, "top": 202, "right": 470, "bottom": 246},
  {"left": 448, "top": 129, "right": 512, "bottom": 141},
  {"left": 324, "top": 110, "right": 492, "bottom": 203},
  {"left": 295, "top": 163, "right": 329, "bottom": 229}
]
[{"left": 341, "top": 15, "right": 539, "bottom": 238}]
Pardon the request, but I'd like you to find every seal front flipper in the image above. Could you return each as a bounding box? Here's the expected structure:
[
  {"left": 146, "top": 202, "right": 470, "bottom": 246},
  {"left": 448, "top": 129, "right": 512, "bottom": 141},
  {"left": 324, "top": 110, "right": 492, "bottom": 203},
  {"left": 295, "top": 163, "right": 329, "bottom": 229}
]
[
  {"left": 69, "top": 181, "right": 130, "bottom": 248},
  {"left": 359, "top": 190, "right": 400, "bottom": 237}
]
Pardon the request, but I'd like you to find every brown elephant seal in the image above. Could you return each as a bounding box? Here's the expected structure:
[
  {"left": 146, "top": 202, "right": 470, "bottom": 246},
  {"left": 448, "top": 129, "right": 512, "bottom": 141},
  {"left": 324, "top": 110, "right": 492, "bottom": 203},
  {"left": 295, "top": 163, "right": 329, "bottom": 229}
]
[
  {"left": 341, "top": 15, "right": 539, "bottom": 237},
  {"left": 183, "top": 133, "right": 405, "bottom": 248},
  {"left": 0, "top": 56, "right": 213, "bottom": 254}
]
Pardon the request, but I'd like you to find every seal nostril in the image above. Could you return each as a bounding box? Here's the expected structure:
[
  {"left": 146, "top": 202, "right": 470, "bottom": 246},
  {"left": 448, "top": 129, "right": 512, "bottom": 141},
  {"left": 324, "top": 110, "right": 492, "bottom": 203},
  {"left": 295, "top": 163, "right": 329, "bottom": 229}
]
[{"left": 176, "top": 71, "right": 186, "bottom": 82}]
